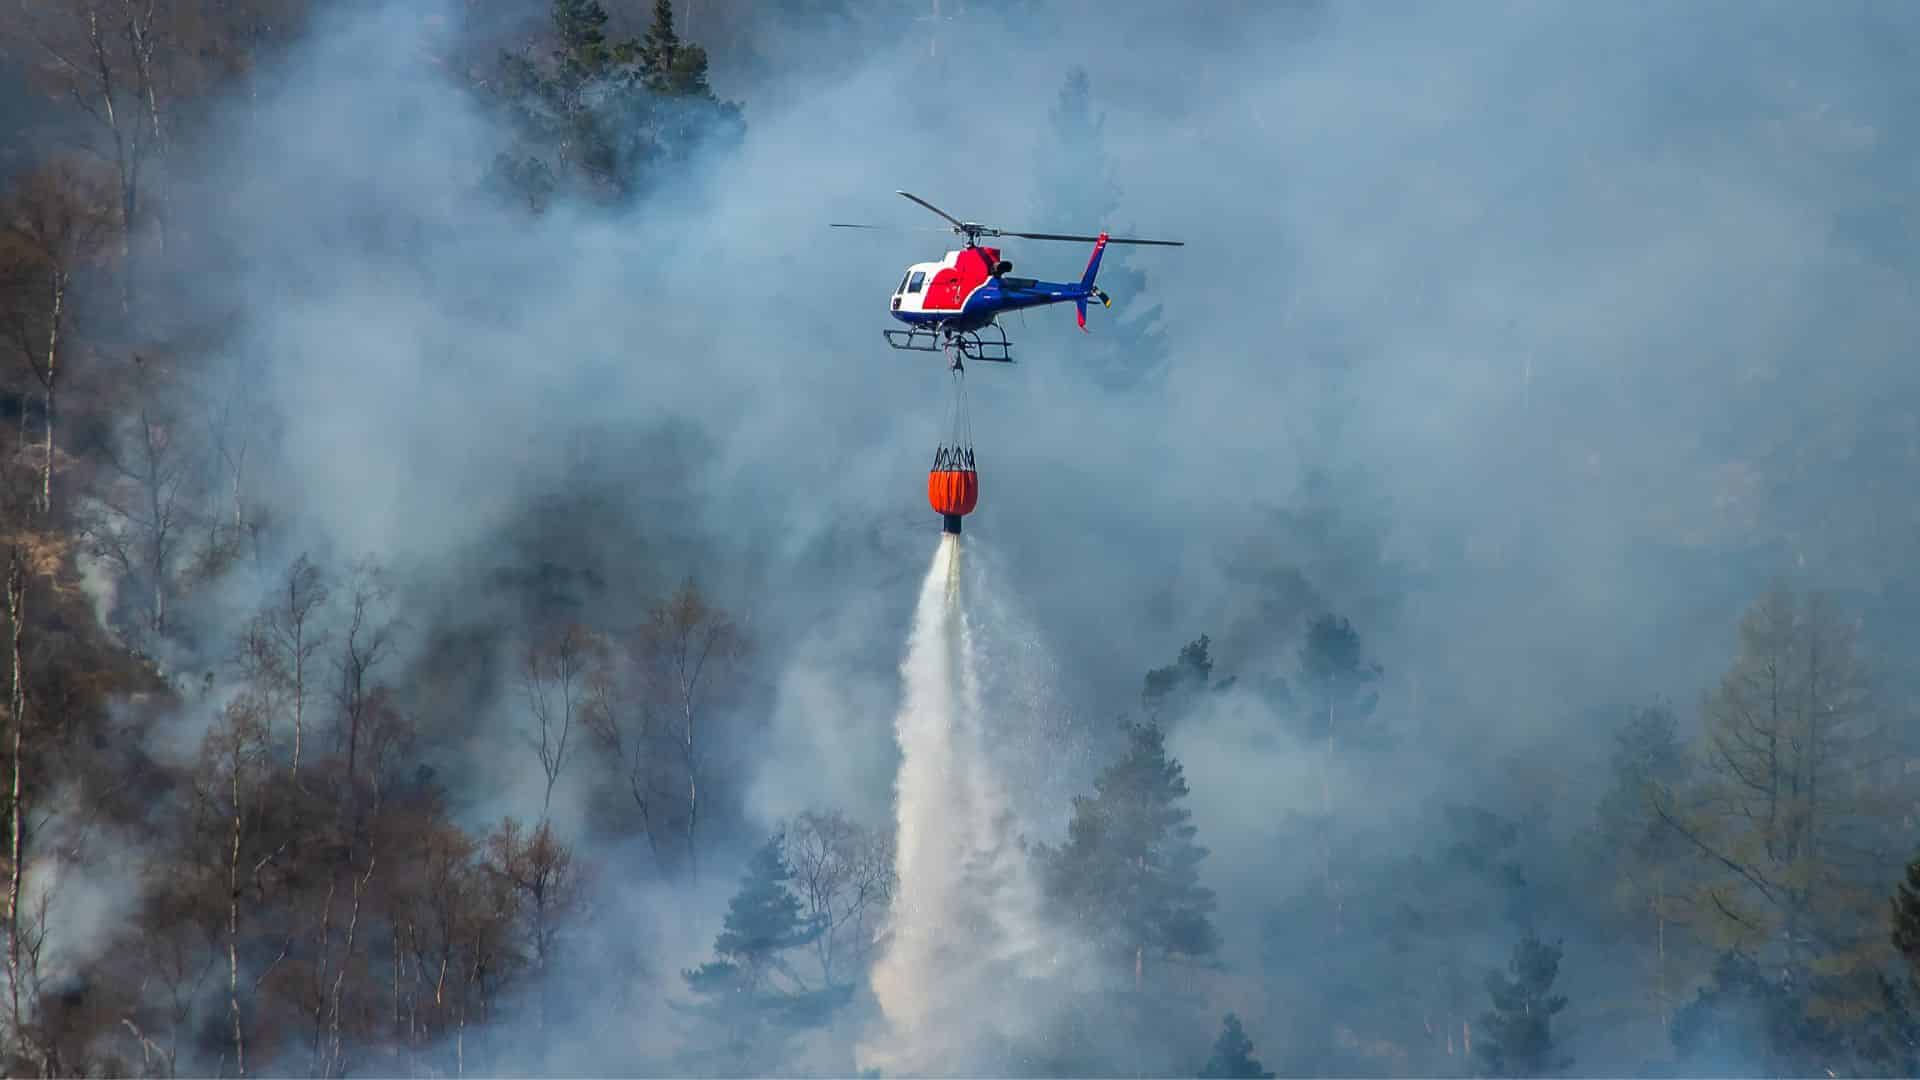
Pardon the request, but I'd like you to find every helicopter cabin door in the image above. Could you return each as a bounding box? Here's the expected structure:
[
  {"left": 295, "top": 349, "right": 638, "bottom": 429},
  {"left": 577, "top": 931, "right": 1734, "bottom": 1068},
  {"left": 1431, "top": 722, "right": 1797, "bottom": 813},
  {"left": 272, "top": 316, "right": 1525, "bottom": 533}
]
[{"left": 895, "top": 266, "right": 930, "bottom": 314}]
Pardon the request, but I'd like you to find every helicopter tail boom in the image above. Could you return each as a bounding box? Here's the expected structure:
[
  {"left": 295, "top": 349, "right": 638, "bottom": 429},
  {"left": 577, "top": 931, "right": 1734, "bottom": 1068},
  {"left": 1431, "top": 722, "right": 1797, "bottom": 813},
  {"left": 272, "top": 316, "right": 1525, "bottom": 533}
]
[{"left": 1076, "top": 233, "right": 1110, "bottom": 330}]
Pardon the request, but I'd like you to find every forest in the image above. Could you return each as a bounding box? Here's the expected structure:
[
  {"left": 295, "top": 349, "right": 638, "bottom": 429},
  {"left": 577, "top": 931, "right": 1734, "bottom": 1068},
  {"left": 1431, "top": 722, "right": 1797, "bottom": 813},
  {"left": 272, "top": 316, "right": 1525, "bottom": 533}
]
[{"left": 3, "top": 0, "right": 1920, "bottom": 1075}]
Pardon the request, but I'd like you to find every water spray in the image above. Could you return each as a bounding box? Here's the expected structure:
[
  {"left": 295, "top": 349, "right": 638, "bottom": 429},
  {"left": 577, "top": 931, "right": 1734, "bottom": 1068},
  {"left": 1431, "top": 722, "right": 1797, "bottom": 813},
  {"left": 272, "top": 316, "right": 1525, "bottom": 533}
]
[{"left": 859, "top": 532, "right": 1057, "bottom": 1076}]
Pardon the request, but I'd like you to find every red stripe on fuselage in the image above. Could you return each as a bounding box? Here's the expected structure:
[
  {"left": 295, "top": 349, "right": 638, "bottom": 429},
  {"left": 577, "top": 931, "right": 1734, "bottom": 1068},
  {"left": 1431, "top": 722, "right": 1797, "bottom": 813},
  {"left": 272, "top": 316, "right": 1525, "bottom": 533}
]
[{"left": 920, "top": 248, "right": 994, "bottom": 312}]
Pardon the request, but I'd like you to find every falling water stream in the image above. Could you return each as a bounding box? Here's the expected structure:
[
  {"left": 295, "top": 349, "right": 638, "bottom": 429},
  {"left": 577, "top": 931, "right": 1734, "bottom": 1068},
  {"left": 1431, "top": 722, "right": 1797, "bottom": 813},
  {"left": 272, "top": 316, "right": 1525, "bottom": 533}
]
[{"left": 857, "top": 534, "right": 1058, "bottom": 1076}]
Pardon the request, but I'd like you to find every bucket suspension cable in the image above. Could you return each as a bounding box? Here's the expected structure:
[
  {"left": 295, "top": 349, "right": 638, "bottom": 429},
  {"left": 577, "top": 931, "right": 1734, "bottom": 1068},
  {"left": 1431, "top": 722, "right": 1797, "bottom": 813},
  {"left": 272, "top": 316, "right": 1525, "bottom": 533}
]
[
  {"left": 945, "top": 366, "right": 973, "bottom": 466},
  {"left": 929, "top": 365, "right": 979, "bottom": 534}
]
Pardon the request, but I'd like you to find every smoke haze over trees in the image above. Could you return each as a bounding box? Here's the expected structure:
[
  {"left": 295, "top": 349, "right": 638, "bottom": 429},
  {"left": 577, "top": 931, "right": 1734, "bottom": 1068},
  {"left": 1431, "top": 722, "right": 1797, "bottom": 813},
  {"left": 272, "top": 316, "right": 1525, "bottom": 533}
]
[{"left": 3, "top": 0, "right": 1920, "bottom": 1074}]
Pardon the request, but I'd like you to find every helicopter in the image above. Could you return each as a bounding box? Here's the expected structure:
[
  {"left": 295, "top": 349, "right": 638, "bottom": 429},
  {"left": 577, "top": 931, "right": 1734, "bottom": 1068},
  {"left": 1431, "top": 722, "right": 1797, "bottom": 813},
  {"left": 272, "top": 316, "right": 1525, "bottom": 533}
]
[{"left": 832, "top": 191, "right": 1183, "bottom": 369}]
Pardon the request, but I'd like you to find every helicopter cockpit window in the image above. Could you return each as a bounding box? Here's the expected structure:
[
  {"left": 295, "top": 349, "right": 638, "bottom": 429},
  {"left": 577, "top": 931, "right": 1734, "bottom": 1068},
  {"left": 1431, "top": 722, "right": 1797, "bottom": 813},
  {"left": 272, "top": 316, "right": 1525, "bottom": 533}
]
[
  {"left": 896, "top": 273, "right": 911, "bottom": 295},
  {"left": 907, "top": 271, "right": 926, "bottom": 293}
]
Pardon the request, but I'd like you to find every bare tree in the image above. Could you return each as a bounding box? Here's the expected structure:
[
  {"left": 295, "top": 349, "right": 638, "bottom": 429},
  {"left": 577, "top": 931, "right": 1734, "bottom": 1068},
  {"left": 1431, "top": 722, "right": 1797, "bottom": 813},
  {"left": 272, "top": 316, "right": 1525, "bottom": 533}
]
[
  {"left": 2, "top": 545, "right": 32, "bottom": 1068},
  {"left": 238, "top": 554, "right": 329, "bottom": 783},
  {"left": 483, "top": 817, "right": 584, "bottom": 1033},
  {"left": 394, "top": 820, "right": 486, "bottom": 1071},
  {"left": 519, "top": 623, "right": 602, "bottom": 820},
  {"left": 191, "top": 693, "right": 270, "bottom": 1078},
  {"left": 0, "top": 162, "right": 112, "bottom": 519},
  {"left": 119, "top": 898, "right": 219, "bottom": 1080},
  {"left": 585, "top": 640, "right": 660, "bottom": 865},
  {"left": 199, "top": 359, "right": 271, "bottom": 568},
  {"left": 18, "top": 0, "right": 175, "bottom": 315},
  {"left": 319, "top": 853, "right": 375, "bottom": 1079},
  {"left": 333, "top": 559, "right": 395, "bottom": 793},
  {"left": 85, "top": 352, "right": 195, "bottom": 641},
  {"left": 783, "top": 809, "right": 896, "bottom": 989},
  {"left": 633, "top": 578, "right": 746, "bottom": 880}
]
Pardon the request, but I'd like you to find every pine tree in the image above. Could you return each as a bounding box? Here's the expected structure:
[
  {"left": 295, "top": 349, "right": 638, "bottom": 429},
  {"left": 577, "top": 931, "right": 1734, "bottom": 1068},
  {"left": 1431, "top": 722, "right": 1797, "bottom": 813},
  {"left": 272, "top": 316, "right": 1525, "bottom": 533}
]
[
  {"left": 551, "top": 0, "right": 612, "bottom": 66},
  {"left": 641, "top": 0, "right": 679, "bottom": 75},
  {"left": 1581, "top": 703, "right": 1695, "bottom": 1037},
  {"left": 1896, "top": 854, "right": 1920, "bottom": 992},
  {"left": 1880, "top": 859, "right": 1920, "bottom": 1075},
  {"left": 1293, "top": 612, "right": 1381, "bottom": 939},
  {"left": 1297, "top": 613, "right": 1382, "bottom": 746},
  {"left": 1670, "top": 950, "right": 1824, "bottom": 1076},
  {"left": 1039, "top": 720, "right": 1219, "bottom": 991},
  {"left": 679, "top": 833, "right": 840, "bottom": 1071},
  {"left": 484, "top": 0, "right": 741, "bottom": 207},
  {"left": 1477, "top": 932, "right": 1571, "bottom": 1077},
  {"left": 634, "top": 0, "right": 740, "bottom": 167},
  {"left": 1199, "top": 1013, "right": 1275, "bottom": 1079},
  {"left": 1142, "top": 634, "right": 1217, "bottom": 723}
]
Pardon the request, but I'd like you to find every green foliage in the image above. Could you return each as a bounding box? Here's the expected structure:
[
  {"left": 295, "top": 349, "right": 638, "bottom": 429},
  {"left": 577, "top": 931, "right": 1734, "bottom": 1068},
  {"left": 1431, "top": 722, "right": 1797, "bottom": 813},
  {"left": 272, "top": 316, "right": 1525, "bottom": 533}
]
[
  {"left": 483, "top": 0, "right": 743, "bottom": 208},
  {"left": 1671, "top": 950, "right": 1827, "bottom": 1076},
  {"left": 1142, "top": 633, "right": 1217, "bottom": 721},
  {"left": 552, "top": 0, "right": 614, "bottom": 64},
  {"left": 640, "top": 0, "right": 713, "bottom": 96},
  {"left": 679, "top": 833, "right": 844, "bottom": 1071},
  {"left": 689, "top": 833, "right": 825, "bottom": 983},
  {"left": 1876, "top": 855, "right": 1920, "bottom": 1075},
  {"left": 1591, "top": 704, "right": 1692, "bottom": 861},
  {"left": 1571, "top": 702, "right": 1698, "bottom": 1052},
  {"left": 1039, "top": 721, "right": 1219, "bottom": 982},
  {"left": 1896, "top": 852, "right": 1920, "bottom": 990},
  {"left": 716, "top": 834, "right": 823, "bottom": 961},
  {"left": 1297, "top": 612, "right": 1383, "bottom": 745},
  {"left": 1199, "top": 1013, "right": 1275, "bottom": 1079},
  {"left": 1477, "top": 932, "right": 1571, "bottom": 1077}
]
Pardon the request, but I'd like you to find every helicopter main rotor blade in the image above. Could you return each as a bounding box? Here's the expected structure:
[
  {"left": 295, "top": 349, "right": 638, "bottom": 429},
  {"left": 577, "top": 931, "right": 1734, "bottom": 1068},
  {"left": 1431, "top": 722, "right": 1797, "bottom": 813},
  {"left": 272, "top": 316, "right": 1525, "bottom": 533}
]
[
  {"left": 830, "top": 223, "right": 952, "bottom": 232},
  {"left": 880, "top": 192, "right": 1186, "bottom": 245},
  {"left": 896, "top": 190, "right": 970, "bottom": 232},
  {"left": 1001, "top": 230, "right": 1185, "bottom": 246}
]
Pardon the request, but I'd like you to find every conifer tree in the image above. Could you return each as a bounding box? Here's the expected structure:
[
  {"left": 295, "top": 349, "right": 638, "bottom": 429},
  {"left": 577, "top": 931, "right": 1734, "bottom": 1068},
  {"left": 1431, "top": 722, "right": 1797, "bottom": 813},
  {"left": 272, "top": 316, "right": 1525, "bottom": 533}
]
[
  {"left": 551, "top": 0, "right": 612, "bottom": 65},
  {"left": 1294, "top": 611, "right": 1382, "bottom": 938},
  {"left": 1895, "top": 853, "right": 1920, "bottom": 992},
  {"left": 1878, "top": 859, "right": 1920, "bottom": 1075},
  {"left": 1039, "top": 721, "right": 1218, "bottom": 991},
  {"left": 687, "top": 833, "right": 825, "bottom": 988},
  {"left": 486, "top": 0, "right": 741, "bottom": 206},
  {"left": 1582, "top": 703, "right": 1694, "bottom": 1034},
  {"left": 1142, "top": 634, "right": 1216, "bottom": 723},
  {"left": 1657, "top": 584, "right": 1898, "bottom": 1027},
  {"left": 1477, "top": 932, "right": 1571, "bottom": 1077},
  {"left": 1297, "top": 613, "right": 1382, "bottom": 746},
  {"left": 1199, "top": 1013, "right": 1276, "bottom": 1079},
  {"left": 1670, "top": 950, "right": 1821, "bottom": 1076},
  {"left": 636, "top": 0, "right": 741, "bottom": 163},
  {"left": 642, "top": 0, "right": 679, "bottom": 64},
  {"left": 679, "top": 834, "right": 840, "bottom": 1070}
]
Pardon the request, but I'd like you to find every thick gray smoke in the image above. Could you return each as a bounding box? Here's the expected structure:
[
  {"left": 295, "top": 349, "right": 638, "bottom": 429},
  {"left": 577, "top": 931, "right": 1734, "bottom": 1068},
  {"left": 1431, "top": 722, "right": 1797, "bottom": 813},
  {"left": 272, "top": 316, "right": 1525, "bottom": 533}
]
[{"left": 23, "top": 0, "right": 1920, "bottom": 1071}]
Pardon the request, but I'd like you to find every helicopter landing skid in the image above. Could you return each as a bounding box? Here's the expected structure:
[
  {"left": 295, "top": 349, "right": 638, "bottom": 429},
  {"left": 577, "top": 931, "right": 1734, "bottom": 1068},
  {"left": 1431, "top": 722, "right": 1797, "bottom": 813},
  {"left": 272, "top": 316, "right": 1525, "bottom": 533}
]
[{"left": 882, "top": 325, "right": 1014, "bottom": 368}]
